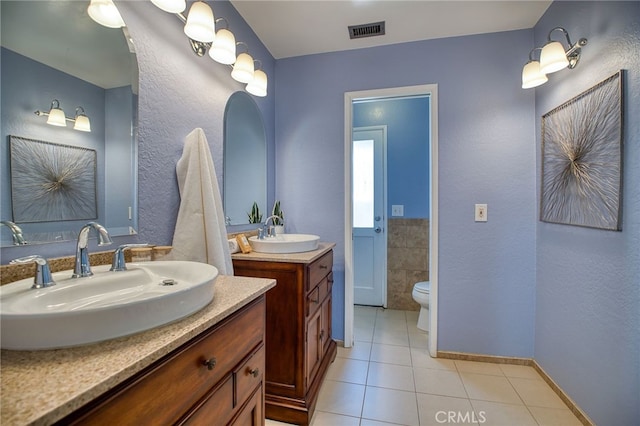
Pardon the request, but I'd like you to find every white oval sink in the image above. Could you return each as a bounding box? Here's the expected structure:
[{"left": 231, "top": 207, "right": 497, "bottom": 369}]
[
  {"left": 0, "top": 260, "right": 218, "bottom": 350},
  {"left": 248, "top": 234, "right": 320, "bottom": 254}
]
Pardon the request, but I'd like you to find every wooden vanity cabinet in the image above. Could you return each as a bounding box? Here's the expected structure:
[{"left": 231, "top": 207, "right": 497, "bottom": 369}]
[
  {"left": 58, "top": 296, "right": 267, "bottom": 426},
  {"left": 232, "top": 250, "right": 337, "bottom": 426}
]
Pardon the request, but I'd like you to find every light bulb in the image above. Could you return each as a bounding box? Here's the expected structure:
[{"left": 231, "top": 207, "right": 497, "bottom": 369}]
[
  {"left": 87, "top": 0, "right": 125, "bottom": 29},
  {"left": 231, "top": 52, "right": 254, "bottom": 83},
  {"left": 46, "top": 101, "right": 67, "bottom": 127},
  {"left": 184, "top": 1, "right": 215, "bottom": 43},
  {"left": 150, "top": 0, "right": 186, "bottom": 13},
  {"left": 246, "top": 69, "right": 267, "bottom": 97},
  {"left": 74, "top": 114, "right": 91, "bottom": 132},
  {"left": 209, "top": 29, "right": 236, "bottom": 65},
  {"left": 540, "top": 41, "right": 569, "bottom": 74},
  {"left": 521, "top": 61, "right": 548, "bottom": 89}
]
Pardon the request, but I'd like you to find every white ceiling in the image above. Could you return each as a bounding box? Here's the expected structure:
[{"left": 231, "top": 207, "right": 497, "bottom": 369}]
[
  {"left": 229, "top": 0, "right": 552, "bottom": 59},
  {"left": 1, "top": 1, "right": 551, "bottom": 88}
]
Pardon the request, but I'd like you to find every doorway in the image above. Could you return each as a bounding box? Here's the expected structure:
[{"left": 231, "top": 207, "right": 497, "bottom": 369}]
[{"left": 344, "top": 84, "right": 439, "bottom": 357}]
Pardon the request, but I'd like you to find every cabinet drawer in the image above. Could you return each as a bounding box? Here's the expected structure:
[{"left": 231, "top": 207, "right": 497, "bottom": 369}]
[
  {"left": 306, "top": 284, "right": 321, "bottom": 317},
  {"left": 180, "top": 376, "right": 234, "bottom": 425},
  {"left": 319, "top": 272, "right": 333, "bottom": 303},
  {"left": 69, "top": 299, "right": 265, "bottom": 425},
  {"left": 236, "top": 344, "right": 265, "bottom": 407},
  {"left": 307, "top": 251, "right": 333, "bottom": 291},
  {"left": 307, "top": 274, "right": 333, "bottom": 318}
]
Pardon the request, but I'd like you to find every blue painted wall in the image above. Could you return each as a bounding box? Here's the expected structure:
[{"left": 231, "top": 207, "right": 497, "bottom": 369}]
[
  {"left": 353, "top": 97, "right": 430, "bottom": 219},
  {"left": 275, "top": 30, "right": 537, "bottom": 350},
  {"left": 534, "top": 2, "right": 640, "bottom": 425}
]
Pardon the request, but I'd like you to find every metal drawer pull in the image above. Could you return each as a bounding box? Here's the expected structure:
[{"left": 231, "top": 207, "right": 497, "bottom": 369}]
[
  {"left": 203, "top": 357, "right": 217, "bottom": 370},
  {"left": 249, "top": 367, "right": 260, "bottom": 378},
  {"left": 319, "top": 265, "right": 328, "bottom": 269}
]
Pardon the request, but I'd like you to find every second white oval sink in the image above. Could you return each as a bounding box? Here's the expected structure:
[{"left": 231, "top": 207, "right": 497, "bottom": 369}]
[
  {"left": 0, "top": 260, "right": 218, "bottom": 350},
  {"left": 248, "top": 234, "right": 320, "bottom": 254}
]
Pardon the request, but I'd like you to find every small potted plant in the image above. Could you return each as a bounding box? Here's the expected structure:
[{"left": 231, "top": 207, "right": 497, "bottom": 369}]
[
  {"left": 247, "top": 202, "right": 263, "bottom": 224},
  {"left": 272, "top": 200, "right": 285, "bottom": 234}
]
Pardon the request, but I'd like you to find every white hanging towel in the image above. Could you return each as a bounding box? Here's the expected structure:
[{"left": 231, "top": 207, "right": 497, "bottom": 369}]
[{"left": 170, "top": 128, "right": 233, "bottom": 275}]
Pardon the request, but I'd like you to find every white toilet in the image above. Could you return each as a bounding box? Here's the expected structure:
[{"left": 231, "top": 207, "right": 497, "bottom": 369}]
[{"left": 412, "top": 281, "right": 430, "bottom": 331}]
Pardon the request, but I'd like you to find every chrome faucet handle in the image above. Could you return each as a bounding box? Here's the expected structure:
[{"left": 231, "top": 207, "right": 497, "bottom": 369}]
[
  {"left": 110, "top": 243, "right": 151, "bottom": 271},
  {"left": 10, "top": 255, "right": 56, "bottom": 289}
]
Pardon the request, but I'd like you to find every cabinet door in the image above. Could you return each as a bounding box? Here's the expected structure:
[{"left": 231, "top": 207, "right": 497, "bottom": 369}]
[
  {"left": 230, "top": 385, "right": 263, "bottom": 426},
  {"left": 321, "top": 295, "right": 332, "bottom": 355},
  {"left": 305, "top": 307, "right": 322, "bottom": 386},
  {"left": 321, "top": 273, "right": 333, "bottom": 354}
]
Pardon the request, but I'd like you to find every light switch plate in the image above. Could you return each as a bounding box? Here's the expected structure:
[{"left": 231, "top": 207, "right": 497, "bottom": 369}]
[
  {"left": 392, "top": 205, "right": 404, "bottom": 217},
  {"left": 475, "top": 204, "right": 487, "bottom": 222}
]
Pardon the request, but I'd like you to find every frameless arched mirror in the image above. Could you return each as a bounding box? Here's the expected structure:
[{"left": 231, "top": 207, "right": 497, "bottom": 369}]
[
  {"left": 0, "top": 0, "right": 138, "bottom": 247},
  {"left": 223, "top": 92, "right": 267, "bottom": 226}
]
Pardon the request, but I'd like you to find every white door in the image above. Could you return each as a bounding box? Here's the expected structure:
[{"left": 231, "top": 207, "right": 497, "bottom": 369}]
[{"left": 352, "top": 126, "right": 387, "bottom": 306}]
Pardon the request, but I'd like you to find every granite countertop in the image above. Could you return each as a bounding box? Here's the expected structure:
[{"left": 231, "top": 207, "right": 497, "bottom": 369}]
[
  {"left": 0, "top": 275, "right": 276, "bottom": 426},
  {"left": 231, "top": 242, "right": 335, "bottom": 264}
]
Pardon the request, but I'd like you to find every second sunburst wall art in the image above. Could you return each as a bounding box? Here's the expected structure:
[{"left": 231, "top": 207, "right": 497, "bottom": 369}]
[
  {"left": 540, "top": 70, "right": 624, "bottom": 231},
  {"left": 9, "top": 136, "right": 97, "bottom": 223}
]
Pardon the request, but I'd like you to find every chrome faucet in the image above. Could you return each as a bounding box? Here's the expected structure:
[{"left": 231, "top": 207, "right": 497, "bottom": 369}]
[
  {"left": 259, "top": 215, "right": 283, "bottom": 239},
  {"left": 72, "top": 222, "right": 113, "bottom": 278},
  {"left": 10, "top": 255, "right": 56, "bottom": 289},
  {"left": 110, "top": 243, "right": 150, "bottom": 271},
  {"left": 1, "top": 220, "right": 28, "bottom": 245}
]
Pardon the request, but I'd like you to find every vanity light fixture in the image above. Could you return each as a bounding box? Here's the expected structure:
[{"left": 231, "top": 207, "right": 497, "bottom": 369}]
[
  {"left": 521, "top": 27, "right": 587, "bottom": 89},
  {"left": 87, "top": 0, "right": 125, "bottom": 28},
  {"left": 34, "top": 100, "right": 92, "bottom": 132},
  {"left": 150, "top": 0, "right": 267, "bottom": 97}
]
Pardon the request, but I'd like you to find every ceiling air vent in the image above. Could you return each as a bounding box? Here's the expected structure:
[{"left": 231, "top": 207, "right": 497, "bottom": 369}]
[{"left": 348, "top": 21, "right": 386, "bottom": 40}]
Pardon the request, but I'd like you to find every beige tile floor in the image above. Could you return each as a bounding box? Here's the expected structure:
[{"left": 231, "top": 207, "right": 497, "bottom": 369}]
[{"left": 266, "top": 306, "right": 583, "bottom": 426}]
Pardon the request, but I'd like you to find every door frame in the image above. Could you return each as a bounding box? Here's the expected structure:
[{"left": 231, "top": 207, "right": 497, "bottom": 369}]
[
  {"left": 352, "top": 125, "right": 388, "bottom": 308},
  {"left": 344, "top": 84, "right": 439, "bottom": 357}
]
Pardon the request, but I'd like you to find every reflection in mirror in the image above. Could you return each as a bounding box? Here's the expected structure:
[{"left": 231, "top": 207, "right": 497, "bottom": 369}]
[
  {"left": 0, "top": 0, "right": 139, "bottom": 247},
  {"left": 223, "top": 92, "right": 267, "bottom": 226}
]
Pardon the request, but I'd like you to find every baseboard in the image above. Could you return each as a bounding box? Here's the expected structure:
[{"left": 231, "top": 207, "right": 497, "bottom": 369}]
[
  {"left": 531, "top": 360, "right": 594, "bottom": 426},
  {"left": 437, "top": 350, "right": 531, "bottom": 366},
  {"left": 437, "top": 351, "right": 594, "bottom": 426}
]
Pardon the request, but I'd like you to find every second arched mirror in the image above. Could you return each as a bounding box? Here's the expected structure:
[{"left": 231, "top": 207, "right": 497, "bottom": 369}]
[{"left": 223, "top": 92, "right": 267, "bottom": 226}]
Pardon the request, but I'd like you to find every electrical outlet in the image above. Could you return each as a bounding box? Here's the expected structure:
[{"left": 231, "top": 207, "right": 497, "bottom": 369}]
[
  {"left": 475, "top": 204, "right": 487, "bottom": 222},
  {"left": 392, "top": 205, "right": 404, "bottom": 217}
]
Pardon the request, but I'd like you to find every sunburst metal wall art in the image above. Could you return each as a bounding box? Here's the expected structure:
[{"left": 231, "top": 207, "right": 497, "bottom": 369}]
[
  {"left": 9, "top": 136, "right": 97, "bottom": 223},
  {"left": 540, "top": 71, "right": 624, "bottom": 231}
]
